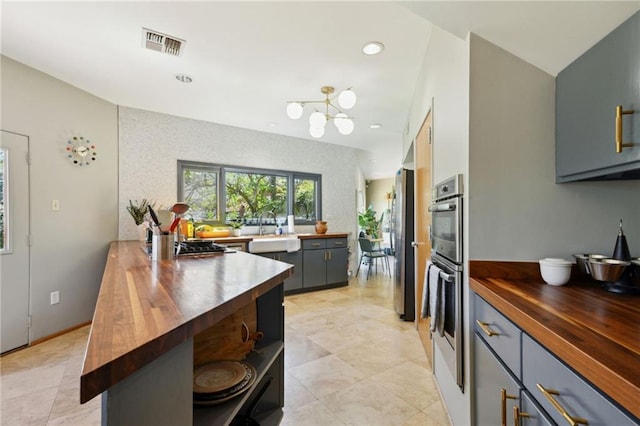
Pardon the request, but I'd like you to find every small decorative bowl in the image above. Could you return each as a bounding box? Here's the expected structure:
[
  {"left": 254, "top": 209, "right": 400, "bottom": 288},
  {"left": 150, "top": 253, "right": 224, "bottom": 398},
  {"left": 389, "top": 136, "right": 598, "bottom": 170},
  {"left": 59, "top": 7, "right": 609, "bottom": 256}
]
[
  {"left": 587, "top": 258, "right": 630, "bottom": 282},
  {"left": 539, "top": 259, "right": 572, "bottom": 286}
]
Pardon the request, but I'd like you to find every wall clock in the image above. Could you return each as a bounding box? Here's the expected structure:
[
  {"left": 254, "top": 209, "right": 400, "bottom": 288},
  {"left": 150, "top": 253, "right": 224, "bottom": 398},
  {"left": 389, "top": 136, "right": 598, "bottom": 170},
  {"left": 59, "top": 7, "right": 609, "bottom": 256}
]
[{"left": 66, "top": 136, "right": 97, "bottom": 166}]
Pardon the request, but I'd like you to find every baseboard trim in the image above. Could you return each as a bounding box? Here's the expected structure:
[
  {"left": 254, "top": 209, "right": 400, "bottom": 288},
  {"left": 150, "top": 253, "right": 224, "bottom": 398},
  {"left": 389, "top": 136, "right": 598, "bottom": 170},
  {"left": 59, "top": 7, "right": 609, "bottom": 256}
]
[{"left": 30, "top": 320, "right": 92, "bottom": 346}]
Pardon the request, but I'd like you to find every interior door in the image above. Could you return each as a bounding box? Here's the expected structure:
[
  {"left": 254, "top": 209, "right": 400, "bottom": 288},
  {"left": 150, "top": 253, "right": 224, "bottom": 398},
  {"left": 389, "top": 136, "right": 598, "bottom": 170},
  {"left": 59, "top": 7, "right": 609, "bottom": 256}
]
[
  {"left": 1, "top": 130, "right": 30, "bottom": 353},
  {"left": 414, "top": 110, "right": 433, "bottom": 364}
]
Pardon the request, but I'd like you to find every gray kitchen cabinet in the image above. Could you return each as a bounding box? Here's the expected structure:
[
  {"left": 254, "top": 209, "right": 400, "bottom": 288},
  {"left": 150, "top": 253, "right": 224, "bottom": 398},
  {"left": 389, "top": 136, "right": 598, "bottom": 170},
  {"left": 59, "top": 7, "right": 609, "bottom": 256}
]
[
  {"left": 518, "top": 391, "right": 556, "bottom": 426},
  {"left": 257, "top": 251, "right": 302, "bottom": 292},
  {"left": 556, "top": 10, "right": 640, "bottom": 182},
  {"left": 474, "top": 293, "right": 638, "bottom": 426},
  {"left": 474, "top": 332, "right": 523, "bottom": 426},
  {"left": 522, "top": 334, "right": 637, "bottom": 426},
  {"left": 302, "top": 237, "right": 348, "bottom": 290}
]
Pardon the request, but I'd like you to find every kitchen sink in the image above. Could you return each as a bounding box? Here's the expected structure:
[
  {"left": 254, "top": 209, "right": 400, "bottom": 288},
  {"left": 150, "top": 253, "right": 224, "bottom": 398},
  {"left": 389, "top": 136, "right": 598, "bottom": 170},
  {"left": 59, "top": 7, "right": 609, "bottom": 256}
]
[{"left": 248, "top": 236, "right": 300, "bottom": 253}]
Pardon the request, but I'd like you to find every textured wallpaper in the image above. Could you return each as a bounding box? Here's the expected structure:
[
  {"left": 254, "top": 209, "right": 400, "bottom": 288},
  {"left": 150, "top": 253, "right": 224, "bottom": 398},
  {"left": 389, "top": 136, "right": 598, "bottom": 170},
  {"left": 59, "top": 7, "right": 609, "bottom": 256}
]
[{"left": 118, "top": 106, "right": 359, "bottom": 252}]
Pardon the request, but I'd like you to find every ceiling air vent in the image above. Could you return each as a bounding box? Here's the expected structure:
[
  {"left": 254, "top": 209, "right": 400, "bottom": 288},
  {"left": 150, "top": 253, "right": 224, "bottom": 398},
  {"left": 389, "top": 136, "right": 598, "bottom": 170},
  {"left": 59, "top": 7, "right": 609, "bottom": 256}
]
[{"left": 142, "top": 28, "right": 185, "bottom": 56}]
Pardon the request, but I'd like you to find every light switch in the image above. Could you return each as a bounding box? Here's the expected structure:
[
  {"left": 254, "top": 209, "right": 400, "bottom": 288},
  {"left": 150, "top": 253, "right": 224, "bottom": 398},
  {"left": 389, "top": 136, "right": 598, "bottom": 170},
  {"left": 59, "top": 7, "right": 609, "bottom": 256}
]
[{"left": 52, "top": 200, "right": 60, "bottom": 211}]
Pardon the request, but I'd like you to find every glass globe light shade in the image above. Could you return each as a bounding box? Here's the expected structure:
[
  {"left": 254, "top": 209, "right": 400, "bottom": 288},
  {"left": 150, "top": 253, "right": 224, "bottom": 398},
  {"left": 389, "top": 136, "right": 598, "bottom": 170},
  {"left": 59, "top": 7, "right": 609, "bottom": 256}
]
[
  {"left": 337, "top": 118, "right": 354, "bottom": 135},
  {"left": 309, "top": 111, "right": 327, "bottom": 128},
  {"left": 309, "top": 126, "right": 325, "bottom": 138},
  {"left": 338, "top": 89, "right": 356, "bottom": 110},
  {"left": 286, "top": 102, "right": 303, "bottom": 119},
  {"left": 334, "top": 112, "right": 348, "bottom": 128}
]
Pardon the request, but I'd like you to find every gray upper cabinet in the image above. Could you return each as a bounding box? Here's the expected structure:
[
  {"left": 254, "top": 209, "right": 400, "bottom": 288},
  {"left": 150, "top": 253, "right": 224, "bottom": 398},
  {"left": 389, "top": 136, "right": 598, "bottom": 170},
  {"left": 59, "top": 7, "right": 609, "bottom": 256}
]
[{"left": 556, "top": 11, "right": 640, "bottom": 182}]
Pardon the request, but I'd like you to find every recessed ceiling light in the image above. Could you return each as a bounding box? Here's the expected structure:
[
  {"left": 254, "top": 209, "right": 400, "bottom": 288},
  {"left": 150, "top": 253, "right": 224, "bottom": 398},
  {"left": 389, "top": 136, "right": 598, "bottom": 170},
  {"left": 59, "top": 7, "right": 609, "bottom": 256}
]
[
  {"left": 175, "top": 74, "right": 193, "bottom": 83},
  {"left": 362, "top": 41, "right": 384, "bottom": 56},
  {"left": 370, "top": 123, "right": 382, "bottom": 129}
]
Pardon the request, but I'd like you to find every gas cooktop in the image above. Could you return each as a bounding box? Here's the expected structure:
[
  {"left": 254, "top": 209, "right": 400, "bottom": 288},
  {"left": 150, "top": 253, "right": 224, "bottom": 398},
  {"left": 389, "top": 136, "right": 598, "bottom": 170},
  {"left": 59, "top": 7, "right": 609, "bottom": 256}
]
[{"left": 176, "top": 240, "right": 228, "bottom": 256}]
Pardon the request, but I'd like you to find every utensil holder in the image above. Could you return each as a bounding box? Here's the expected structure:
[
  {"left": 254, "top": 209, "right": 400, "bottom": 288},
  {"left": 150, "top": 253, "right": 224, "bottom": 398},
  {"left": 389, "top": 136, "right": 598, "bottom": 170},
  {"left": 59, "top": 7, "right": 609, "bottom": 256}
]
[{"left": 152, "top": 234, "right": 175, "bottom": 261}]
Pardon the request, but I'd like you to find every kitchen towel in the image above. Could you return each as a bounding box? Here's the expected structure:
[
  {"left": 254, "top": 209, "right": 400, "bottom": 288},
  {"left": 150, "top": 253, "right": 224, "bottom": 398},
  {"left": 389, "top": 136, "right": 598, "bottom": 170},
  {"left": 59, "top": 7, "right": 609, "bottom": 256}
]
[
  {"left": 421, "top": 260, "right": 433, "bottom": 318},
  {"left": 428, "top": 262, "right": 444, "bottom": 334}
]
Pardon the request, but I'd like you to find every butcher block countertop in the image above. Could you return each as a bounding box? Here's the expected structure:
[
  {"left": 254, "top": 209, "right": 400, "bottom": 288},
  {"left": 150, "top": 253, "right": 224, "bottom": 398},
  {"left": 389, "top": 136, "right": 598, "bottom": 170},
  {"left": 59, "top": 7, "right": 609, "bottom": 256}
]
[
  {"left": 470, "top": 261, "right": 640, "bottom": 420},
  {"left": 80, "top": 241, "right": 292, "bottom": 403}
]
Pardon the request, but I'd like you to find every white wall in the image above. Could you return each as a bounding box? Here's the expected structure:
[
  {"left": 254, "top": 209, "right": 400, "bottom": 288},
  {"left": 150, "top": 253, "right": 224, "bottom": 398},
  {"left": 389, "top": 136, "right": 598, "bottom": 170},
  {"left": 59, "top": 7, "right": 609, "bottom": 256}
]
[
  {"left": 468, "top": 34, "right": 640, "bottom": 260},
  {"left": 118, "top": 107, "right": 360, "bottom": 261},
  {"left": 1, "top": 56, "right": 118, "bottom": 341},
  {"left": 404, "top": 26, "right": 471, "bottom": 426}
]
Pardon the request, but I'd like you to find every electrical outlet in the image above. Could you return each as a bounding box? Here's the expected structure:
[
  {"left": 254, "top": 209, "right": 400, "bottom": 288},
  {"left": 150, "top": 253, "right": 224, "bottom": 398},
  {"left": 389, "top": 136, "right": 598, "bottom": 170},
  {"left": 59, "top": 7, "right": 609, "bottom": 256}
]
[
  {"left": 52, "top": 200, "right": 60, "bottom": 211},
  {"left": 50, "top": 291, "right": 60, "bottom": 305}
]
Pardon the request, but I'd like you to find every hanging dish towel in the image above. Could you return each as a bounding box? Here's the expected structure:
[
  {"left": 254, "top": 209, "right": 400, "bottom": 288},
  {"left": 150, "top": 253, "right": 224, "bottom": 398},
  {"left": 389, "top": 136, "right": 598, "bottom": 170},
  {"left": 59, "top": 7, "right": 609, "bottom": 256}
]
[
  {"left": 428, "top": 262, "right": 443, "bottom": 334},
  {"left": 421, "top": 261, "right": 433, "bottom": 318}
]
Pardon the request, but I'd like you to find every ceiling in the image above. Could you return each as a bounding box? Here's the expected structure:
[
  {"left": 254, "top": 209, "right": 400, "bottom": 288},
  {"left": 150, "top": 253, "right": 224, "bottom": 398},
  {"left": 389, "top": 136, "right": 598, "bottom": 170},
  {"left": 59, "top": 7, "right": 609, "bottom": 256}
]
[{"left": 2, "top": 1, "right": 639, "bottom": 180}]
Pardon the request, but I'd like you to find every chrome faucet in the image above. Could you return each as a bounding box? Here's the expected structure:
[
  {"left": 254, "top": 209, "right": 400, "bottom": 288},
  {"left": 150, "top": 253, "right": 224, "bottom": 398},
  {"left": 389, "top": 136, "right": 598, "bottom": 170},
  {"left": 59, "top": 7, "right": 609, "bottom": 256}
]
[{"left": 258, "top": 214, "right": 264, "bottom": 235}]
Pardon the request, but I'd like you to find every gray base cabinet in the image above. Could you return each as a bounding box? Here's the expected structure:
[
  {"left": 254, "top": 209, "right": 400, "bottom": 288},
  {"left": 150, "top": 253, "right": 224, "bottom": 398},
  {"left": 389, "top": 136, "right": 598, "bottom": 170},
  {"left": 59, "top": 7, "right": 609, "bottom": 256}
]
[
  {"left": 474, "top": 332, "right": 522, "bottom": 426},
  {"left": 302, "top": 237, "right": 348, "bottom": 290},
  {"left": 257, "top": 251, "right": 302, "bottom": 292},
  {"left": 556, "top": 11, "right": 640, "bottom": 182},
  {"left": 473, "top": 293, "right": 638, "bottom": 426}
]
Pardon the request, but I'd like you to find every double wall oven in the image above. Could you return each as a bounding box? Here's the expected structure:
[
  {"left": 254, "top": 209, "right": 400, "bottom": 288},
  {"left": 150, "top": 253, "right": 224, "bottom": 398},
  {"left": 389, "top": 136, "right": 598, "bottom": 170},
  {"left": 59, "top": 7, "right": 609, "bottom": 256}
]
[{"left": 428, "top": 174, "right": 464, "bottom": 391}]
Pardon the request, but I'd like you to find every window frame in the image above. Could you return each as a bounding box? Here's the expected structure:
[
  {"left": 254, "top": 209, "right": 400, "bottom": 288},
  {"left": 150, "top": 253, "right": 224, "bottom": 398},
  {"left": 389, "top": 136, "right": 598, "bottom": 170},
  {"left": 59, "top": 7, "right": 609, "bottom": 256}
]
[{"left": 177, "top": 160, "right": 322, "bottom": 225}]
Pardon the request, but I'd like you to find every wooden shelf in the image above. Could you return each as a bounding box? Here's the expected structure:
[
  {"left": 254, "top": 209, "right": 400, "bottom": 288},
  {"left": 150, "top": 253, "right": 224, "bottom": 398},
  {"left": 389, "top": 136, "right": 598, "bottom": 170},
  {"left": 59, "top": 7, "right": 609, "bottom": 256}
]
[{"left": 193, "top": 342, "right": 284, "bottom": 425}]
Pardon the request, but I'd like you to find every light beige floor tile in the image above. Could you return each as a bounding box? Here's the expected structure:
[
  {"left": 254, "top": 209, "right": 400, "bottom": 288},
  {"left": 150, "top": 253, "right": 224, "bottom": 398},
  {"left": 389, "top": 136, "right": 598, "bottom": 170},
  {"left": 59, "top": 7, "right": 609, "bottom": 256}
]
[
  {"left": 1, "top": 385, "right": 58, "bottom": 425},
  {"left": 288, "top": 354, "right": 365, "bottom": 398},
  {"left": 423, "top": 398, "right": 451, "bottom": 425},
  {"left": 336, "top": 339, "right": 412, "bottom": 378},
  {"left": 321, "top": 378, "right": 419, "bottom": 426},
  {"left": 280, "top": 399, "right": 346, "bottom": 426},
  {"left": 284, "top": 371, "right": 317, "bottom": 410},
  {"left": 285, "top": 332, "right": 331, "bottom": 368},
  {"left": 306, "top": 325, "right": 369, "bottom": 354},
  {"left": 46, "top": 406, "right": 101, "bottom": 426},
  {"left": 371, "top": 360, "right": 440, "bottom": 411},
  {"left": 1, "top": 363, "right": 66, "bottom": 401}
]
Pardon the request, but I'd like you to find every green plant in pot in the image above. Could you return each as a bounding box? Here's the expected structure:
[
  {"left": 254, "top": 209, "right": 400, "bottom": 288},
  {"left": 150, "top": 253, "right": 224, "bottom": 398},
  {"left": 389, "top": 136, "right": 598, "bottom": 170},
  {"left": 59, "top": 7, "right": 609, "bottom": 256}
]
[{"left": 358, "top": 206, "right": 384, "bottom": 239}]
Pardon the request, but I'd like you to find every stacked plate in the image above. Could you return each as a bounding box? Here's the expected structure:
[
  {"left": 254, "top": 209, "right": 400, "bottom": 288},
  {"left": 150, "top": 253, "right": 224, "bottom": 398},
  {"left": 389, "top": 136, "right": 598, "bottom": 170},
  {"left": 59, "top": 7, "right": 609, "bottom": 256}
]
[{"left": 193, "top": 361, "right": 257, "bottom": 405}]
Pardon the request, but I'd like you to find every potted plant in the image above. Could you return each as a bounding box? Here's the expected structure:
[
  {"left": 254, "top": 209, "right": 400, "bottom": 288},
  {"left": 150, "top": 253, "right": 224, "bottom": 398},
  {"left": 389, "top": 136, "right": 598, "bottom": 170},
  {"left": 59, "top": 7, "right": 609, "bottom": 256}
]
[
  {"left": 358, "top": 206, "right": 384, "bottom": 239},
  {"left": 229, "top": 217, "right": 244, "bottom": 237},
  {"left": 126, "top": 199, "right": 153, "bottom": 241}
]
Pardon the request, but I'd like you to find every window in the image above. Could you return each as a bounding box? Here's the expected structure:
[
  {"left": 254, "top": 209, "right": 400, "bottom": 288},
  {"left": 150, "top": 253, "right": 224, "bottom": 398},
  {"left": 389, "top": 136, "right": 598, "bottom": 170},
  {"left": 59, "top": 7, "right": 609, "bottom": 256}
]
[{"left": 178, "top": 161, "right": 321, "bottom": 225}]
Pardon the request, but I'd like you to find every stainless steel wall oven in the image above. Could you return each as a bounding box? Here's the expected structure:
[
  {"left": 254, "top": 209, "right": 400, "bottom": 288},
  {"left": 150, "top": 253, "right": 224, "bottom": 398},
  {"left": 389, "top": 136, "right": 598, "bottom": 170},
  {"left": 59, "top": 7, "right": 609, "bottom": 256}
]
[{"left": 428, "top": 174, "right": 464, "bottom": 391}]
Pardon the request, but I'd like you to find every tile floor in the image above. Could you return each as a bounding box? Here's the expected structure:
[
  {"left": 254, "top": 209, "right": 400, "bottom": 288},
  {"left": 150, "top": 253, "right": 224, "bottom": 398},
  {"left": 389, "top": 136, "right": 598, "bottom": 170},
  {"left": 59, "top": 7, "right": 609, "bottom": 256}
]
[{"left": 0, "top": 266, "right": 450, "bottom": 425}]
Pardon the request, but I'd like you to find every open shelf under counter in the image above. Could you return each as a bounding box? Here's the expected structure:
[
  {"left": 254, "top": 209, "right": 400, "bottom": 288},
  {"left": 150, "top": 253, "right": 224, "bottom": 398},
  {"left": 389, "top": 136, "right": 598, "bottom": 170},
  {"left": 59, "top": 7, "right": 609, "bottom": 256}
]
[{"left": 193, "top": 341, "right": 284, "bottom": 425}]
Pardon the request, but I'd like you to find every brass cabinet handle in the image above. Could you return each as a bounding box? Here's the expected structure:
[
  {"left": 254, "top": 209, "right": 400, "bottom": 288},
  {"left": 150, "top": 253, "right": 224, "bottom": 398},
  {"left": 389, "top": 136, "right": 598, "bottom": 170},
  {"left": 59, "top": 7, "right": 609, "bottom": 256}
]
[
  {"left": 615, "top": 105, "right": 634, "bottom": 153},
  {"left": 476, "top": 320, "right": 499, "bottom": 337},
  {"left": 536, "top": 384, "right": 589, "bottom": 425},
  {"left": 513, "top": 406, "right": 531, "bottom": 426},
  {"left": 501, "top": 388, "right": 517, "bottom": 426},
  {"left": 311, "top": 243, "right": 321, "bottom": 247}
]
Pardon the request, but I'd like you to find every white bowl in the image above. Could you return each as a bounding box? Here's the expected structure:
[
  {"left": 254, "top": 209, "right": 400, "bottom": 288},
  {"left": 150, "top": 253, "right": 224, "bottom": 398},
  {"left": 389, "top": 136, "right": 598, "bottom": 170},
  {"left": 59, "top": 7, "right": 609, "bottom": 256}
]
[{"left": 539, "top": 259, "right": 572, "bottom": 286}]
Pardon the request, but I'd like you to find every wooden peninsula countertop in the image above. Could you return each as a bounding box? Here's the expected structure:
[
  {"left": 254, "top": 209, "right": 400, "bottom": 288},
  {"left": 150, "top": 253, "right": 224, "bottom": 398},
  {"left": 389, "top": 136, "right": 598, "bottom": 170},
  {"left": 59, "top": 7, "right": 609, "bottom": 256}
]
[
  {"left": 470, "top": 261, "right": 640, "bottom": 419},
  {"left": 80, "top": 241, "right": 292, "bottom": 403}
]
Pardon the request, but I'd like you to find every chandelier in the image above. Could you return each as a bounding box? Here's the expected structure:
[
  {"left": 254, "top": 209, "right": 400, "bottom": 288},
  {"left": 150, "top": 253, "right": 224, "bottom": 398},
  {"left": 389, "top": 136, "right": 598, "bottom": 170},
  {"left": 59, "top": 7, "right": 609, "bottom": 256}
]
[{"left": 286, "top": 86, "right": 356, "bottom": 138}]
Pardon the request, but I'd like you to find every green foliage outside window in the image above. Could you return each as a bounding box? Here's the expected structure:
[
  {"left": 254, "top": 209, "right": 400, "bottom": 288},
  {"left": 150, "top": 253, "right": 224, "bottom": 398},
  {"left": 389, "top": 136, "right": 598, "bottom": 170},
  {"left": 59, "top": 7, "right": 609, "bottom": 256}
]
[
  {"left": 182, "top": 167, "right": 218, "bottom": 220},
  {"left": 294, "top": 178, "right": 316, "bottom": 221},
  {"left": 226, "top": 171, "right": 287, "bottom": 223},
  {"left": 178, "top": 161, "right": 321, "bottom": 225}
]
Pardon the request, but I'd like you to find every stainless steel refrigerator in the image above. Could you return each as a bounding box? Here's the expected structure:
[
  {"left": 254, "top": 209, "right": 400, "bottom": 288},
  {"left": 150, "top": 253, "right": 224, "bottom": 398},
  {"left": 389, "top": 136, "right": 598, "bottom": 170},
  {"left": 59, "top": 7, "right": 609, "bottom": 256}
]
[{"left": 393, "top": 168, "right": 415, "bottom": 321}]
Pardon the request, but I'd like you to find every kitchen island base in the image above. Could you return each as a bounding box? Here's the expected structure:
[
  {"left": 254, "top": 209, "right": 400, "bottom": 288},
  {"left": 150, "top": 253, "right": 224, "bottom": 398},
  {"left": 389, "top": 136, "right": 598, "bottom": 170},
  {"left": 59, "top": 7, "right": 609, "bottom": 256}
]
[
  {"left": 81, "top": 242, "right": 291, "bottom": 426},
  {"left": 102, "top": 338, "right": 194, "bottom": 426}
]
